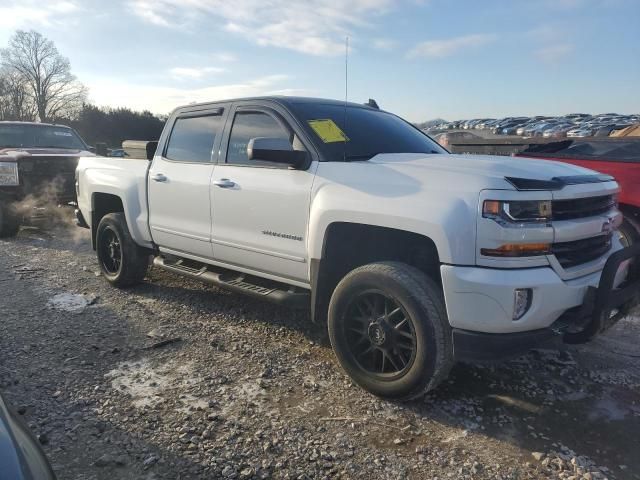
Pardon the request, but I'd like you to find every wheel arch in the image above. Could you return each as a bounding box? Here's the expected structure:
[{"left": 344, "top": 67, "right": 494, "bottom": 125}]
[
  {"left": 310, "top": 222, "right": 441, "bottom": 324},
  {"left": 619, "top": 202, "right": 640, "bottom": 244},
  {"left": 620, "top": 202, "right": 640, "bottom": 224},
  {"left": 91, "top": 192, "right": 125, "bottom": 249}
]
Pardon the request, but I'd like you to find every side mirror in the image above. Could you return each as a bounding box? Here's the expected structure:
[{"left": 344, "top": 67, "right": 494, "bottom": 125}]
[
  {"left": 95, "top": 142, "right": 108, "bottom": 157},
  {"left": 247, "top": 137, "right": 309, "bottom": 169},
  {"left": 122, "top": 140, "right": 158, "bottom": 161},
  {"left": 146, "top": 141, "right": 158, "bottom": 161}
]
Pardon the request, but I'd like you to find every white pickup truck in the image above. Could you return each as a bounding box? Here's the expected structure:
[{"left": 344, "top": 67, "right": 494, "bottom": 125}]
[{"left": 75, "top": 97, "right": 640, "bottom": 400}]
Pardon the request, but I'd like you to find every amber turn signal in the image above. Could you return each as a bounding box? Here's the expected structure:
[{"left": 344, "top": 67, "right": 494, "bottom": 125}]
[
  {"left": 481, "top": 243, "right": 551, "bottom": 257},
  {"left": 483, "top": 200, "right": 502, "bottom": 216}
]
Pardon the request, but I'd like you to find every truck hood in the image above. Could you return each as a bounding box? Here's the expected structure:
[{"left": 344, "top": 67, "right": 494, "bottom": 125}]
[
  {"left": 0, "top": 147, "right": 94, "bottom": 159},
  {"left": 368, "top": 152, "right": 598, "bottom": 184}
]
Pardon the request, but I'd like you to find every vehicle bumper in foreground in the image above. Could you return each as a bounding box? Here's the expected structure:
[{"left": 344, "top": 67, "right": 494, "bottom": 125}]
[{"left": 444, "top": 244, "right": 640, "bottom": 362}]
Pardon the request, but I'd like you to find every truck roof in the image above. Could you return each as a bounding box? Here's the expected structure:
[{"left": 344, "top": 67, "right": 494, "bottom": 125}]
[
  {"left": 173, "top": 96, "right": 382, "bottom": 114},
  {"left": 0, "top": 121, "right": 72, "bottom": 128}
]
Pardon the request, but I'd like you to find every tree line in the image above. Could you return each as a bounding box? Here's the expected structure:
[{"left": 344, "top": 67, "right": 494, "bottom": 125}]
[{"left": 0, "top": 30, "right": 165, "bottom": 148}]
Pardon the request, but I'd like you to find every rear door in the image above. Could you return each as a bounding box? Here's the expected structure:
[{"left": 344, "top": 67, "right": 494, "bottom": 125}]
[
  {"left": 148, "top": 106, "right": 227, "bottom": 258},
  {"left": 210, "top": 103, "right": 318, "bottom": 283}
]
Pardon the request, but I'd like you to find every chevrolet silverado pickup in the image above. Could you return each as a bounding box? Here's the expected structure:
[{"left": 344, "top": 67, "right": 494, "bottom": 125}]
[{"left": 75, "top": 97, "right": 640, "bottom": 400}]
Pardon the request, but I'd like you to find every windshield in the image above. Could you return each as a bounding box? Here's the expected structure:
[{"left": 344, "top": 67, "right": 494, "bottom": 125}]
[
  {"left": 290, "top": 103, "right": 447, "bottom": 161},
  {"left": 0, "top": 124, "right": 87, "bottom": 150}
]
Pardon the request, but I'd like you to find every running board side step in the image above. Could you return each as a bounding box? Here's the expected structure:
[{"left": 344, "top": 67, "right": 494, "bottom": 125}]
[{"left": 153, "top": 256, "right": 310, "bottom": 308}]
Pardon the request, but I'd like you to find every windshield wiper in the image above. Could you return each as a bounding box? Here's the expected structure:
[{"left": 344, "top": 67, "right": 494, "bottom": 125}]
[
  {"left": 345, "top": 150, "right": 441, "bottom": 161},
  {"left": 36, "top": 145, "right": 78, "bottom": 149},
  {"left": 344, "top": 153, "right": 380, "bottom": 161}
]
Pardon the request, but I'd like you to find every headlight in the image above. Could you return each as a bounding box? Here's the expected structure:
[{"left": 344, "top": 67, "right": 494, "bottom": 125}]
[
  {"left": 0, "top": 162, "right": 19, "bottom": 186},
  {"left": 483, "top": 199, "right": 552, "bottom": 224}
]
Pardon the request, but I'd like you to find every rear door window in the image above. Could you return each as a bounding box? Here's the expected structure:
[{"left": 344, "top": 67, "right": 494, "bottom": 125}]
[{"left": 165, "top": 114, "right": 222, "bottom": 163}]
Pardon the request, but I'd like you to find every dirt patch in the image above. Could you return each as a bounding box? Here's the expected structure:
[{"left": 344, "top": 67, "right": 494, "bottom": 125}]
[{"left": 0, "top": 226, "right": 638, "bottom": 479}]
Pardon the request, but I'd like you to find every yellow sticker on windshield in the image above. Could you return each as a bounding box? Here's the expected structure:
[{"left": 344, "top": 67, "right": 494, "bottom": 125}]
[{"left": 308, "top": 119, "right": 349, "bottom": 143}]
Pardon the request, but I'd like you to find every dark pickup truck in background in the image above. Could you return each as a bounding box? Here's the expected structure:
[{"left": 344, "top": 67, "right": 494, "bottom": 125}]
[{"left": 0, "top": 122, "right": 93, "bottom": 237}]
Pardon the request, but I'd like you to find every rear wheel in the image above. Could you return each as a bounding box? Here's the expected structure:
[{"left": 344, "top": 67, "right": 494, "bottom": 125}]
[
  {"left": 0, "top": 202, "right": 20, "bottom": 238},
  {"left": 96, "top": 213, "right": 149, "bottom": 288},
  {"left": 328, "top": 262, "right": 453, "bottom": 400}
]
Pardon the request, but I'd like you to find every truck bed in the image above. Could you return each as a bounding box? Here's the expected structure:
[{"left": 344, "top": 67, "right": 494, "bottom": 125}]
[{"left": 76, "top": 156, "right": 153, "bottom": 247}]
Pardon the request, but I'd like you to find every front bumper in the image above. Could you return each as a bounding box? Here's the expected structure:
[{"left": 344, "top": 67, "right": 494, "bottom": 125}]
[
  {"left": 444, "top": 244, "right": 640, "bottom": 361},
  {"left": 452, "top": 327, "right": 561, "bottom": 362}
]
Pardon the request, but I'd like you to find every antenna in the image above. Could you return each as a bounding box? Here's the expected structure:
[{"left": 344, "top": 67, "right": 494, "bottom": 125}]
[
  {"left": 345, "top": 36, "right": 349, "bottom": 106},
  {"left": 343, "top": 36, "right": 349, "bottom": 161}
]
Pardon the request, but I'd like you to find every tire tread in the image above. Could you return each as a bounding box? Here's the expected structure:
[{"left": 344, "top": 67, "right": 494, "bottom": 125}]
[
  {"left": 329, "top": 261, "right": 453, "bottom": 400},
  {"left": 0, "top": 203, "right": 20, "bottom": 238},
  {"left": 97, "top": 212, "right": 149, "bottom": 288}
]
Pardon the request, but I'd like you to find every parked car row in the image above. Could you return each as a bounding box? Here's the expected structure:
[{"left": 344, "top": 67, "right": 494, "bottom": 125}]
[{"left": 430, "top": 113, "right": 640, "bottom": 139}]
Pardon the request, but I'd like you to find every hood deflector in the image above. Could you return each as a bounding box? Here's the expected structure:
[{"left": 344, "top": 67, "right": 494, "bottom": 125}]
[{"left": 505, "top": 174, "right": 615, "bottom": 191}]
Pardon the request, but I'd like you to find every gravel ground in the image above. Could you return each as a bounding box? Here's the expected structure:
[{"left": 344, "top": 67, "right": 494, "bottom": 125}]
[{"left": 1, "top": 221, "right": 639, "bottom": 480}]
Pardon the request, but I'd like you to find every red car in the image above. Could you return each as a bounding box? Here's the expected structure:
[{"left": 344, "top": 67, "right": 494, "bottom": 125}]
[{"left": 518, "top": 139, "right": 640, "bottom": 246}]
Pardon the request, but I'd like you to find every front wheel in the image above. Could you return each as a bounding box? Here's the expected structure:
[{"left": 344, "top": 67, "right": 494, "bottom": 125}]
[
  {"left": 0, "top": 202, "right": 21, "bottom": 238},
  {"left": 328, "top": 262, "right": 453, "bottom": 400},
  {"left": 618, "top": 216, "right": 640, "bottom": 247},
  {"left": 96, "top": 213, "right": 149, "bottom": 288}
]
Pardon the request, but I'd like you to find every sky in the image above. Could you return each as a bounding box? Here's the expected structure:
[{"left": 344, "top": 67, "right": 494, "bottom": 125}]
[{"left": 0, "top": 0, "right": 638, "bottom": 122}]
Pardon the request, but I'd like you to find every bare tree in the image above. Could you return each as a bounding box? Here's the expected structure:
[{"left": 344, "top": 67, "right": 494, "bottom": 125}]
[
  {"left": 0, "top": 68, "right": 36, "bottom": 121},
  {"left": 1, "top": 30, "right": 87, "bottom": 123}
]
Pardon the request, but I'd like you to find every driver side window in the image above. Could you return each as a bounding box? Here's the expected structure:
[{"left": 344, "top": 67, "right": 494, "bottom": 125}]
[{"left": 226, "top": 111, "right": 291, "bottom": 166}]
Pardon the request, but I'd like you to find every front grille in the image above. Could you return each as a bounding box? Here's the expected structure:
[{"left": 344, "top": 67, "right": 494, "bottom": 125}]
[
  {"left": 551, "top": 234, "right": 612, "bottom": 268},
  {"left": 17, "top": 157, "right": 79, "bottom": 201},
  {"left": 552, "top": 194, "right": 616, "bottom": 220}
]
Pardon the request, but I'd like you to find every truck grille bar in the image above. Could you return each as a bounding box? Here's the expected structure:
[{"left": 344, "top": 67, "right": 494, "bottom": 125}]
[
  {"left": 552, "top": 194, "right": 616, "bottom": 221},
  {"left": 551, "top": 234, "right": 613, "bottom": 268}
]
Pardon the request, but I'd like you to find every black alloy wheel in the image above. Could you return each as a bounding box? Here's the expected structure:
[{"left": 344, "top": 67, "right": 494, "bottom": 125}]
[
  {"left": 95, "top": 212, "right": 149, "bottom": 288},
  {"left": 344, "top": 290, "right": 416, "bottom": 379},
  {"left": 99, "top": 226, "right": 122, "bottom": 275},
  {"left": 328, "top": 262, "right": 454, "bottom": 400}
]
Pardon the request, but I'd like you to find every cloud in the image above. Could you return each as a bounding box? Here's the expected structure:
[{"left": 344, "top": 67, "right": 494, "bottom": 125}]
[
  {"left": 215, "top": 53, "right": 236, "bottom": 63},
  {"left": 542, "top": 0, "right": 585, "bottom": 8},
  {"left": 169, "top": 66, "right": 226, "bottom": 80},
  {"left": 0, "top": 1, "right": 80, "bottom": 29},
  {"left": 85, "top": 74, "right": 295, "bottom": 114},
  {"left": 407, "top": 34, "right": 497, "bottom": 58},
  {"left": 49, "top": 1, "right": 80, "bottom": 13},
  {"left": 372, "top": 38, "right": 397, "bottom": 51},
  {"left": 127, "top": 0, "right": 396, "bottom": 56},
  {"left": 128, "top": 0, "right": 172, "bottom": 27},
  {"left": 527, "top": 24, "right": 564, "bottom": 43},
  {"left": 534, "top": 43, "right": 574, "bottom": 62}
]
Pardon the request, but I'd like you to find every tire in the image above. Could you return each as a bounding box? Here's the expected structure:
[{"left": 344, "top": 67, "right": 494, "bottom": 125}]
[
  {"left": 618, "top": 216, "right": 640, "bottom": 247},
  {"left": 96, "top": 212, "right": 149, "bottom": 288},
  {"left": 0, "top": 202, "right": 20, "bottom": 238},
  {"left": 328, "top": 261, "right": 453, "bottom": 401}
]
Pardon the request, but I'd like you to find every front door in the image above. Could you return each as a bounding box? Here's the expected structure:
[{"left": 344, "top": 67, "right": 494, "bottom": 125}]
[
  {"left": 211, "top": 105, "right": 317, "bottom": 283},
  {"left": 148, "top": 108, "right": 225, "bottom": 258}
]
